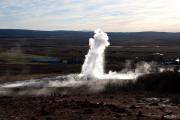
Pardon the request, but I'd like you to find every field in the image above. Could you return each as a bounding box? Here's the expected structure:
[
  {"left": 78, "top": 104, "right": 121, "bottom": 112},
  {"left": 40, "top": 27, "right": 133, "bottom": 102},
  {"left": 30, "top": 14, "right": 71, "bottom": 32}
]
[{"left": 0, "top": 37, "right": 180, "bottom": 119}]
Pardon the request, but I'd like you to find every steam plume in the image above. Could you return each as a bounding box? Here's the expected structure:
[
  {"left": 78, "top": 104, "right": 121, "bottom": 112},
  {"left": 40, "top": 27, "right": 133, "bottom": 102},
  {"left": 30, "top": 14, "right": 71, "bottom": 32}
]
[
  {"left": 80, "top": 29, "right": 141, "bottom": 80},
  {"left": 80, "top": 29, "right": 110, "bottom": 79}
]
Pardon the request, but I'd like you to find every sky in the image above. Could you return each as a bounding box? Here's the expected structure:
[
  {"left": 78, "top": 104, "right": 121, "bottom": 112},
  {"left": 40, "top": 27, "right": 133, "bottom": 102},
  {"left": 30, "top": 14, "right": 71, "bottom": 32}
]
[{"left": 0, "top": 0, "right": 180, "bottom": 32}]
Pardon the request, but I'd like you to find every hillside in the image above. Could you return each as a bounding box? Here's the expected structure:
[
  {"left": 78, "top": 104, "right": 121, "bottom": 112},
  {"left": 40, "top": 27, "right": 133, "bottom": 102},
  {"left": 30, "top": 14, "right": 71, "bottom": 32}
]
[{"left": 0, "top": 29, "right": 180, "bottom": 45}]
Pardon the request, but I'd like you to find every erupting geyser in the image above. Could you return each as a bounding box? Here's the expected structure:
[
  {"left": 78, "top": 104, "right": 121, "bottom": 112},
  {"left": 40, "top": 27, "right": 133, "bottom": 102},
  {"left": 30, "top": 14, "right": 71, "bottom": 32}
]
[
  {"left": 79, "top": 29, "right": 110, "bottom": 79},
  {"left": 0, "top": 28, "right": 153, "bottom": 92},
  {"left": 79, "top": 29, "right": 140, "bottom": 80}
]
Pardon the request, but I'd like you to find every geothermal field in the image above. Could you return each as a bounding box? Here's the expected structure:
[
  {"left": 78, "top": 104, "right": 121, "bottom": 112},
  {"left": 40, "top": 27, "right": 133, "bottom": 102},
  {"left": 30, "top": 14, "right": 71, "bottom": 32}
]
[
  {"left": 0, "top": 29, "right": 159, "bottom": 95},
  {"left": 0, "top": 29, "right": 180, "bottom": 120}
]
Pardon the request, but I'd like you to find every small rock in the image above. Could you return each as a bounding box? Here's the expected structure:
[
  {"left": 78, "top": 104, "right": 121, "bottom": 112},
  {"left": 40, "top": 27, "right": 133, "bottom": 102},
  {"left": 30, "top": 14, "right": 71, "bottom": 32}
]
[
  {"left": 150, "top": 102, "right": 158, "bottom": 106},
  {"left": 163, "top": 115, "right": 177, "bottom": 119},
  {"left": 114, "top": 114, "right": 121, "bottom": 118},
  {"left": 105, "top": 104, "right": 126, "bottom": 113},
  {"left": 31, "top": 117, "right": 37, "bottom": 120},
  {"left": 98, "top": 101, "right": 104, "bottom": 106},
  {"left": 83, "top": 109, "right": 94, "bottom": 114},
  {"left": 129, "top": 105, "right": 140, "bottom": 109},
  {"left": 136, "top": 111, "right": 145, "bottom": 117},
  {"left": 159, "top": 107, "right": 165, "bottom": 111},
  {"left": 161, "top": 98, "right": 170, "bottom": 104},
  {"left": 143, "top": 97, "right": 160, "bottom": 103},
  {"left": 109, "top": 96, "right": 114, "bottom": 99},
  {"left": 165, "top": 111, "right": 173, "bottom": 115}
]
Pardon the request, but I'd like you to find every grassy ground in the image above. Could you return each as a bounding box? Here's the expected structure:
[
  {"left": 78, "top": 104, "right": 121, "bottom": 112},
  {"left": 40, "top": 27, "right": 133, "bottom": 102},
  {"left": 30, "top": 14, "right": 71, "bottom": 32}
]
[{"left": 0, "top": 52, "right": 52, "bottom": 64}]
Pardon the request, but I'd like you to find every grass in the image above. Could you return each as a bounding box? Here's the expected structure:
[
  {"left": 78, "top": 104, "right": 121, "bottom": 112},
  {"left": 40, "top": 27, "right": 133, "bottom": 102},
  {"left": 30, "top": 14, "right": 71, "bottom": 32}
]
[{"left": 0, "top": 52, "right": 52, "bottom": 64}]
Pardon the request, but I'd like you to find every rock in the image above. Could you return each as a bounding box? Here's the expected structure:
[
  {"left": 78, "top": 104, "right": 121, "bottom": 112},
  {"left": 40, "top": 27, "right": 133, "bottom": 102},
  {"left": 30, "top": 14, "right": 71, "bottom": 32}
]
[
  {"left": 98, "top": 101, "right": 104, "bottom": 106},
  {"left": 39, "top": 106, "right": 50, "bottom": 115},
  {"left": 159, "top": 107, "right": 165, "bottom": 111},
  {"left": 165, "top": 110, "right": 173, "bottom": 115},
  {"left": 114, "top": 114, "right": 121, "bottom": 118},
  {"left": 104, "top": 104, "right": 126, "bottom": 113},
  {"left": 150, "top": 102, "right": 158, "bottom": 106},
  {"left": 129, "top": 105, "right": 141, "bottom": 109},
  {"left": 161, "top": 98, "right": 170, "bottom": 104},
  {"left": 142, "top": 98, "right": 160, "bottom": 103},
  {"left": 162, "top": 115, "right": 177, "bottom": 119},
  {"left": 30, "top": 117, "right": 37, "bottom": 120},
  {"left": 136, "top": 111, "right": 145, "bottom": 117},
  {"left": 109, "top": 96, "right": 114, "bottom": 99},
  {"left": 83, "top": 109, "right": 94, "bottom": 114}
]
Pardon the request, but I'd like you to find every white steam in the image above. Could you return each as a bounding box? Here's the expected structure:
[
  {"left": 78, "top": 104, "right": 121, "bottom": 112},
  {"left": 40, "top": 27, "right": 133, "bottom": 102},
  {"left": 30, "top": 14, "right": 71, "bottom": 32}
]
[
  {"left": 80, "top": 29, "right": 110, "bottom": 79},
  {"left": 79, "top": 29, "right": 147, "bottom": 80}
]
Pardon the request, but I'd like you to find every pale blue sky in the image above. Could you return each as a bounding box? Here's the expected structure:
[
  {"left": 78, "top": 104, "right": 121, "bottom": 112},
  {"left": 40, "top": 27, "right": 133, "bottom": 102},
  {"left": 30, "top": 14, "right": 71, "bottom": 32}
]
[{"left": 0, "top": 0, "right": 180, "bottom": 32}]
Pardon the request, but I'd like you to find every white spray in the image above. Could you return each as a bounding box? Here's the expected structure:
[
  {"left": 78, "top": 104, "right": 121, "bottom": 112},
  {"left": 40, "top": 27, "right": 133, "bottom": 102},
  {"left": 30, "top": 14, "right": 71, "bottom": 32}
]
[
  {"left": 79, "top": 29, "right": 141, "bottom": 80},
  {"left": 80, "top": 29, "right": 110, "bottom": 79}
]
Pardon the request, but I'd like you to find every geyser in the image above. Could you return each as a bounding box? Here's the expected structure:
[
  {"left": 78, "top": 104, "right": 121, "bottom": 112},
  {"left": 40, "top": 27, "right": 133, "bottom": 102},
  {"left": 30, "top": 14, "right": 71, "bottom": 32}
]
[
  {"left": 79, "top": 29, "right": 140, "bottom": 80},
  {"left": 0, "top": 28, "right": 155, "bottom": 92},
  {"left": 80, "top": 29, "right": 110, "bottom": 79}
]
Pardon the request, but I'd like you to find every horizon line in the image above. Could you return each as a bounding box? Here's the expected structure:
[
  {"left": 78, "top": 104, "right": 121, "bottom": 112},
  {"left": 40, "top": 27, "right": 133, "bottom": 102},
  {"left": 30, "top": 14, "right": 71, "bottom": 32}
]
[{"left": 0, "top": 28, "right": 180, "bottom": 33}]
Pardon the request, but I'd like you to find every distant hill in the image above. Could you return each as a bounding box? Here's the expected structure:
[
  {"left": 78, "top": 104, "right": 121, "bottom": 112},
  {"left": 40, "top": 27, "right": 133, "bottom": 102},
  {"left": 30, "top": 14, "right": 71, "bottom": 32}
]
[
  {"left": 0, "top": 29, "right": 180, "bottom": 45},
  {"left": 0, "top": 29, "right": 93, "bottom": 40}
]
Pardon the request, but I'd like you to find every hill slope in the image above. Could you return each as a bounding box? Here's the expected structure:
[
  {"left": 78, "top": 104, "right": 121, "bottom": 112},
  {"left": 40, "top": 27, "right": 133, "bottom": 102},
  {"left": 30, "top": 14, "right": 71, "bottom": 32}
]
[{"left": 0, "top": 29, "right": 180, "bottom": 45}]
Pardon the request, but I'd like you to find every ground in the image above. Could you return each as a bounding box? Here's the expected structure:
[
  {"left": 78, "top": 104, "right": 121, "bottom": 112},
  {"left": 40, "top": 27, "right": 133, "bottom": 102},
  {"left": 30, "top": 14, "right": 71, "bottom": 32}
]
[{"left": 0, "top": 92, "right": 180, "bottom": 120}]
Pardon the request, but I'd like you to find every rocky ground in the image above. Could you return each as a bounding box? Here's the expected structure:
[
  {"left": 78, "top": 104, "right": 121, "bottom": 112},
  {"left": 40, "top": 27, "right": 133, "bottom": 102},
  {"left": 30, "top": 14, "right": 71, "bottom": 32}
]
[{"left": 0, "top": 92, "right": 180, "bottom": 120}]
